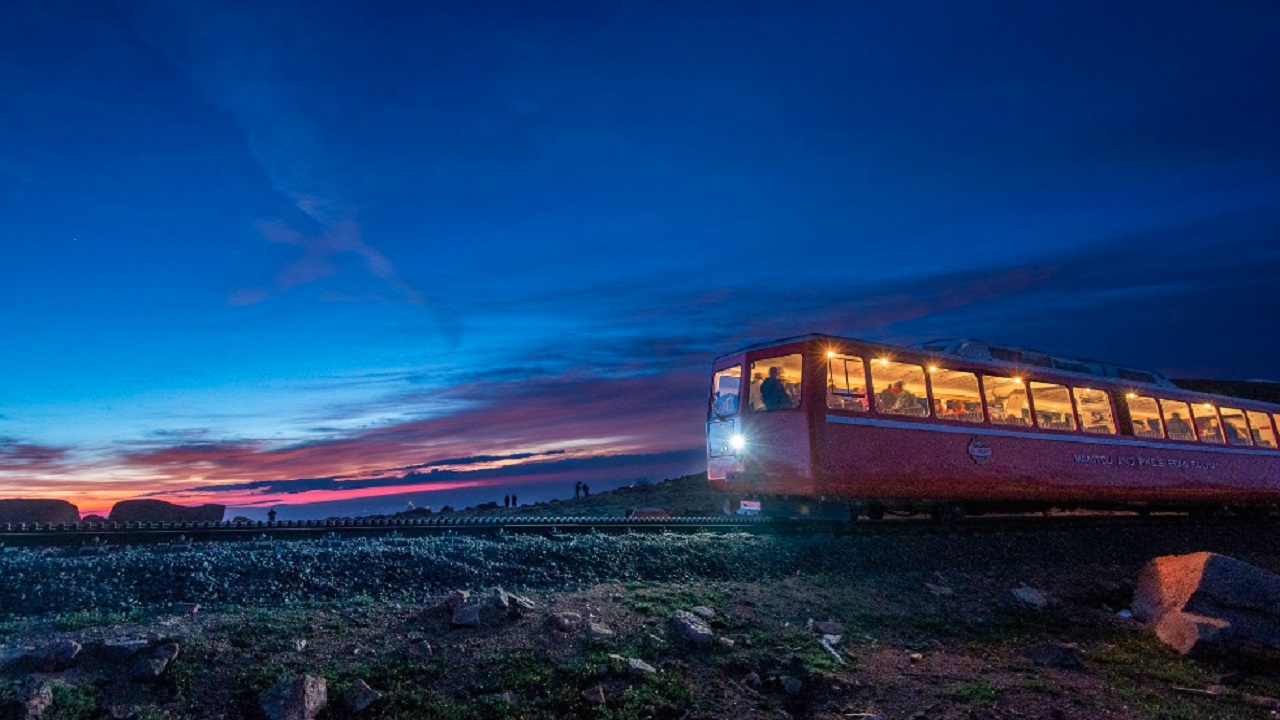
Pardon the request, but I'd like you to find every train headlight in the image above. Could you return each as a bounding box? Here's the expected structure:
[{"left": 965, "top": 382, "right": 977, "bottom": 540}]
[{"left": 730, "top": 434, "right": 746, "bottom": 451}]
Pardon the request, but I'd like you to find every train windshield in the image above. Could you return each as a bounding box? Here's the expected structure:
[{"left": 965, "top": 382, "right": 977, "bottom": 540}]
[
  {"left": 827, "top": 355, "right": 868, "bottom": 411},
  {"left": 710, "top": 366, "right": 742, "bottom": 418},
  {"left": 750, "top": 354, "right": 802, "bottom": 411}
]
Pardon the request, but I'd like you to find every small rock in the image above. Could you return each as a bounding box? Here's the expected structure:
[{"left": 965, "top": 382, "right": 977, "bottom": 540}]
[
  {"left": 671, "top": 610, "right": 714, "bottom": 647},
  {"left": 924, "top": 583, "right": 953, "bottom": 596},
  {"left": 291, "top": 639, "right": 309, "bottom": 652},
  {"left": 35, "top": 639, "right": 81, "bottom": 671},
  {"left": 550, "top": 612, "right": 583, "bottom": 633},
  {"left": 451, "top": 604, "right": 481, "bottom": 628},
  {"left": 434, "top": 590, "right": 469, "bottom": 612},
  {"left": 344, "top": 679, "right": 382, "bottom": 715},
  {"left": 822, "top": 634, "right": 841, "bottom": 646},
  {"left": 627, "top": 658, "right": 657, "bottom": 676},
  {"left": 14, "top": 678, "right": 53, "bottom": 720},
  {"left": 718, "top": 636, "right": 736, "bottom": 648},
  {"left": 908, "top": 652, "right": 924, "bottom": 663},
  {"left": 741, "top": 672, "right": 763, "bottom": 691},
  {"left": 508, "top": 593, "right": 537, "bottom": 617},
  {"left": 260, "top": 675, "right": 327, "bottom": 720},
  {"left": 131, "top": 641, "right": 181, "bottom": 681},
  {"left": 809, "top": 620, "right": 844, "bottom": 636},
  {"left": 490, "top": 588, "right": 511, "bottom": 613},
  {"left": 582, "top": 684, "right": 606, "bottom": 705},
  {"left": 691, "top": 606, "right": 716, "bottom": 620},
  {"left": 587, "top": 621, "right": 615, "bottom": 639},
  {"left": 1021, "top": 642, "right": 1082, "bottom": 670},
  {"left": 1011, "top": 586, "right": 1050, "bottom": 609},
  {"left": 96, "top": 639, "right": 148, "bottom": 663},
  {"left": 779, "top": 675, "right": 803, "bottom": 696},
  {"left": 169, "top": 602, "right": 200, "bottom": 616}
]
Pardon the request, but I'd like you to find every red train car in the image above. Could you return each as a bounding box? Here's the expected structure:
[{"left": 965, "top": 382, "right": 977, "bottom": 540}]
[{"left": 706, "top": 335, "right": 1280, "bottom": 519}]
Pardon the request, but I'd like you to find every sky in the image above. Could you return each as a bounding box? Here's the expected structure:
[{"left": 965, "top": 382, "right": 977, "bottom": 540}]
[{"left": 2, "top": 1, "right": 1279, "bottom": 517}]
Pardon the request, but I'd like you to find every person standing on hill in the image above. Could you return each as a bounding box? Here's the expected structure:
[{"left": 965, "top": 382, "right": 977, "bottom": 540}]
[{"left": 583, "top": 484, "right": 590, "bottom": 498}]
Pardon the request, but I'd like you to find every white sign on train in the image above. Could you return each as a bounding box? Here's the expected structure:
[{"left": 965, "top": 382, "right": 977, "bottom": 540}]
[{"left": 1073, "top": 454, "right": 1217, "bottom": 471}]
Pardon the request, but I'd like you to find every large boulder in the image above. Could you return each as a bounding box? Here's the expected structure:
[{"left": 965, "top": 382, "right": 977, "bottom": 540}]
[
  {"left": 107, "top": 499, "right": 225, "bottom": 523},
  {"left": 1133, "top": 552, "right": 1280, "bottom": 655},
  {"left": 0, "top": 499, "right": 80, "bottom": 525}
]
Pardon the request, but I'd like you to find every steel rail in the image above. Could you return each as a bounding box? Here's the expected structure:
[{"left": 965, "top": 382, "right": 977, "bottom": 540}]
[{"left": 0, "top": 512, "right": 1268, "bottom": 549}]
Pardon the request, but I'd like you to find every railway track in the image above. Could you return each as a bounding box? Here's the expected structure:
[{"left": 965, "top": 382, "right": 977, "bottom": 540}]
[{"left": 0, "top": 512, "right": 1269, "bottom": 548}]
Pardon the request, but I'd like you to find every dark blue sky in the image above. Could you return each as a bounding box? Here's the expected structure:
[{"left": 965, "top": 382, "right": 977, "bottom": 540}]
[{"left": 2, "top": 1, "right": 1278, "bottom": 515}]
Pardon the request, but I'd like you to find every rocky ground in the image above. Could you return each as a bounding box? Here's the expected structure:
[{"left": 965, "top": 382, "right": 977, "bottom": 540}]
[{"left": 3, "top": 477, "right": 1280, "bottom": 719}]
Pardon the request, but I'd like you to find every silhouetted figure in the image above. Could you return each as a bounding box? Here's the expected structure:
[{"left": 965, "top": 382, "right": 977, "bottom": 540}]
[
  {"left": 574, "top": 481, "right": 582, "bottom": 499},
  {"left": 504, "top": 495, "right": 510, "bottom": 508},
  {"left": 510, "top": 494, "right": 518, "bottom": 506},
  {"left": 267, "top": 508, "right": 277, "bottom": 523},
  {"left": 760, "top": 366, "right": 791, "bottom": 410},
  {"left": 582, "top": 484, "right": 590, "bottom": 498}
]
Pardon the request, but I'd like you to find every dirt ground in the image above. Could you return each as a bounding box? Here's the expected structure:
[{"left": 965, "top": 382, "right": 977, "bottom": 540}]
[{"left": 4, "top": 477, "right": 1280, "bottom": 719}]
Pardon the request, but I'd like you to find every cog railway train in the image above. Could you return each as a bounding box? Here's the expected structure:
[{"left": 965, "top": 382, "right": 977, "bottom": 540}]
[{"left": 706, "top": 335, "right": 1280, "bottom": 520}]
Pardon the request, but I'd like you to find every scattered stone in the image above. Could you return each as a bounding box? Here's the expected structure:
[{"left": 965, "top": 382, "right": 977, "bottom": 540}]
[
  {"left": 434, "top": 590, "right": 470, "bottom": 612},
  {"left": 691, "top": 606, "right": 716, "bottom": 620},
  {"left": 1133, "top": 552, "right": 1280, "bottom": 655},
  {"left": 344, "top": 679, "right": 382, "bottom": 715},
  {"left": 96, "top": 638, "right": 148, "bottom": 662},
  {"left": 627, "top": 658, "right": 657, "bottom": 676},
  {"left": 822, "top": 634, "right": 842, "bottom": 646},
  {"left": 131, "top": 642, "right": 181, "bottom": 681},
  {"left": 818, "top": 638, "right": 845, "bottom": 666},
  {"left": 924, "top": 582, "right": 953, "bottom": 596},
  {"left": 671, "top": 610, "right": 714, "bottom": 647},
  {"left": 809, "top": 620, "right": 844, "bottom": 636},
  {"left": 1021, "top": 642, "right": 1082, "bottom": 670},
  {"left": 169, "top": 602, "right": 200, "bottom": 616},
  {"left": 550, "top": 612, "right": 583, "bottom": 633},
  {"left": 291, "top": 639, "right": 309, "bottom": 652},
  {"left": 490, "top": 588, "right": 511, "bottom": 613},
  {"left": 582, "top": 684, "right": 606, "bottom": 705},
  {"left": 1011, "top": 586, "right": 1050, "bottom": 610},
  {"left": 779, "top": 675, "right": 803, "bottom": 696},
  {"left": 260, "top": 675, "right": 327, "bottom": 720},
  {"left": 451, "top": 604, "right": 481, "bottom": 628},
  {"left": 587, "top": 621, "right": 615, "bottom": 639},
  {"left": 13, "top": 678, "right": 53, "bottom": 720},
  {"left": 35, "top": 639, "right": 81, "bottom": 671},
  {"left": 741, "top": 672, "right": 763, "bottom": 691},
  {"left": 718, "top": 636, "right": 736, "bottom": 648},
  {"left": 508, "top": 593, "right": 537, "bottom": 616}
]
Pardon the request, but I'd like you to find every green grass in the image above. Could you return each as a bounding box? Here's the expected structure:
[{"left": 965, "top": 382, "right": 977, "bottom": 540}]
[
  {"left": 51, "top": 607, "right": 144, "bottom": 631},
  {"left": 45, "top": 683, "right": 98, "bottom": 720},
  {"left": 944, "top": 679, "right": 999, "bottom": 706}
]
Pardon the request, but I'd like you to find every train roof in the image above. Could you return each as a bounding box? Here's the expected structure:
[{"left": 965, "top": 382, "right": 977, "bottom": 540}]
[{"left": 715, "top": 334, "right": 1279, "bottom": 409}]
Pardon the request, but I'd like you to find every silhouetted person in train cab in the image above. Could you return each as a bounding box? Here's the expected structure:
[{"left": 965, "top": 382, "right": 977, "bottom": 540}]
[
  {"left": 760, "top": 367, "right": 791, "bottom": 410},
  {"left": 1166, "top": 412, "right": 1193, "bottom": 439}
]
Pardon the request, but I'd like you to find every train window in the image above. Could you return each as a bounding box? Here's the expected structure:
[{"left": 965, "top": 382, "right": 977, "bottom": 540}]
[
  {"left": 827, "top": 355, "right": 868, "bottom": 412},
  {"left": 1030, "top": 382, "right": 1077, "bottom": 431},
  {"left": 1249, "top": 411, "right": 1277, "bottom": 448},
  {"left": 928, "top": 368, "right": 983, "bottom": 422},
  {"left": 870, "top": 359, "right": 929, "bottom": 417},
  {"left": 1161, "top": 400, "right": 1197, "bottom": 441},
  {"left": 710, "top": 366, "right": 742, "bottom": 418},
  {"left": 749, "top": 354, "right": 802, "bottom": 411},
  {"left": 1219, "top": 408, "right": 1253, "bottom": 446},
  {"left": 1191, "top": 403, "right": 1224, "bottom": 444},
  {"left": 1127, "top": 395, "right": 1164, "bottom": 438},
  {"left": 984, "top": 376, "right": 1030, "bottom": 426},
  {"left": 1073, "top": 388, "right": 1116, "bottom": 434}
]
